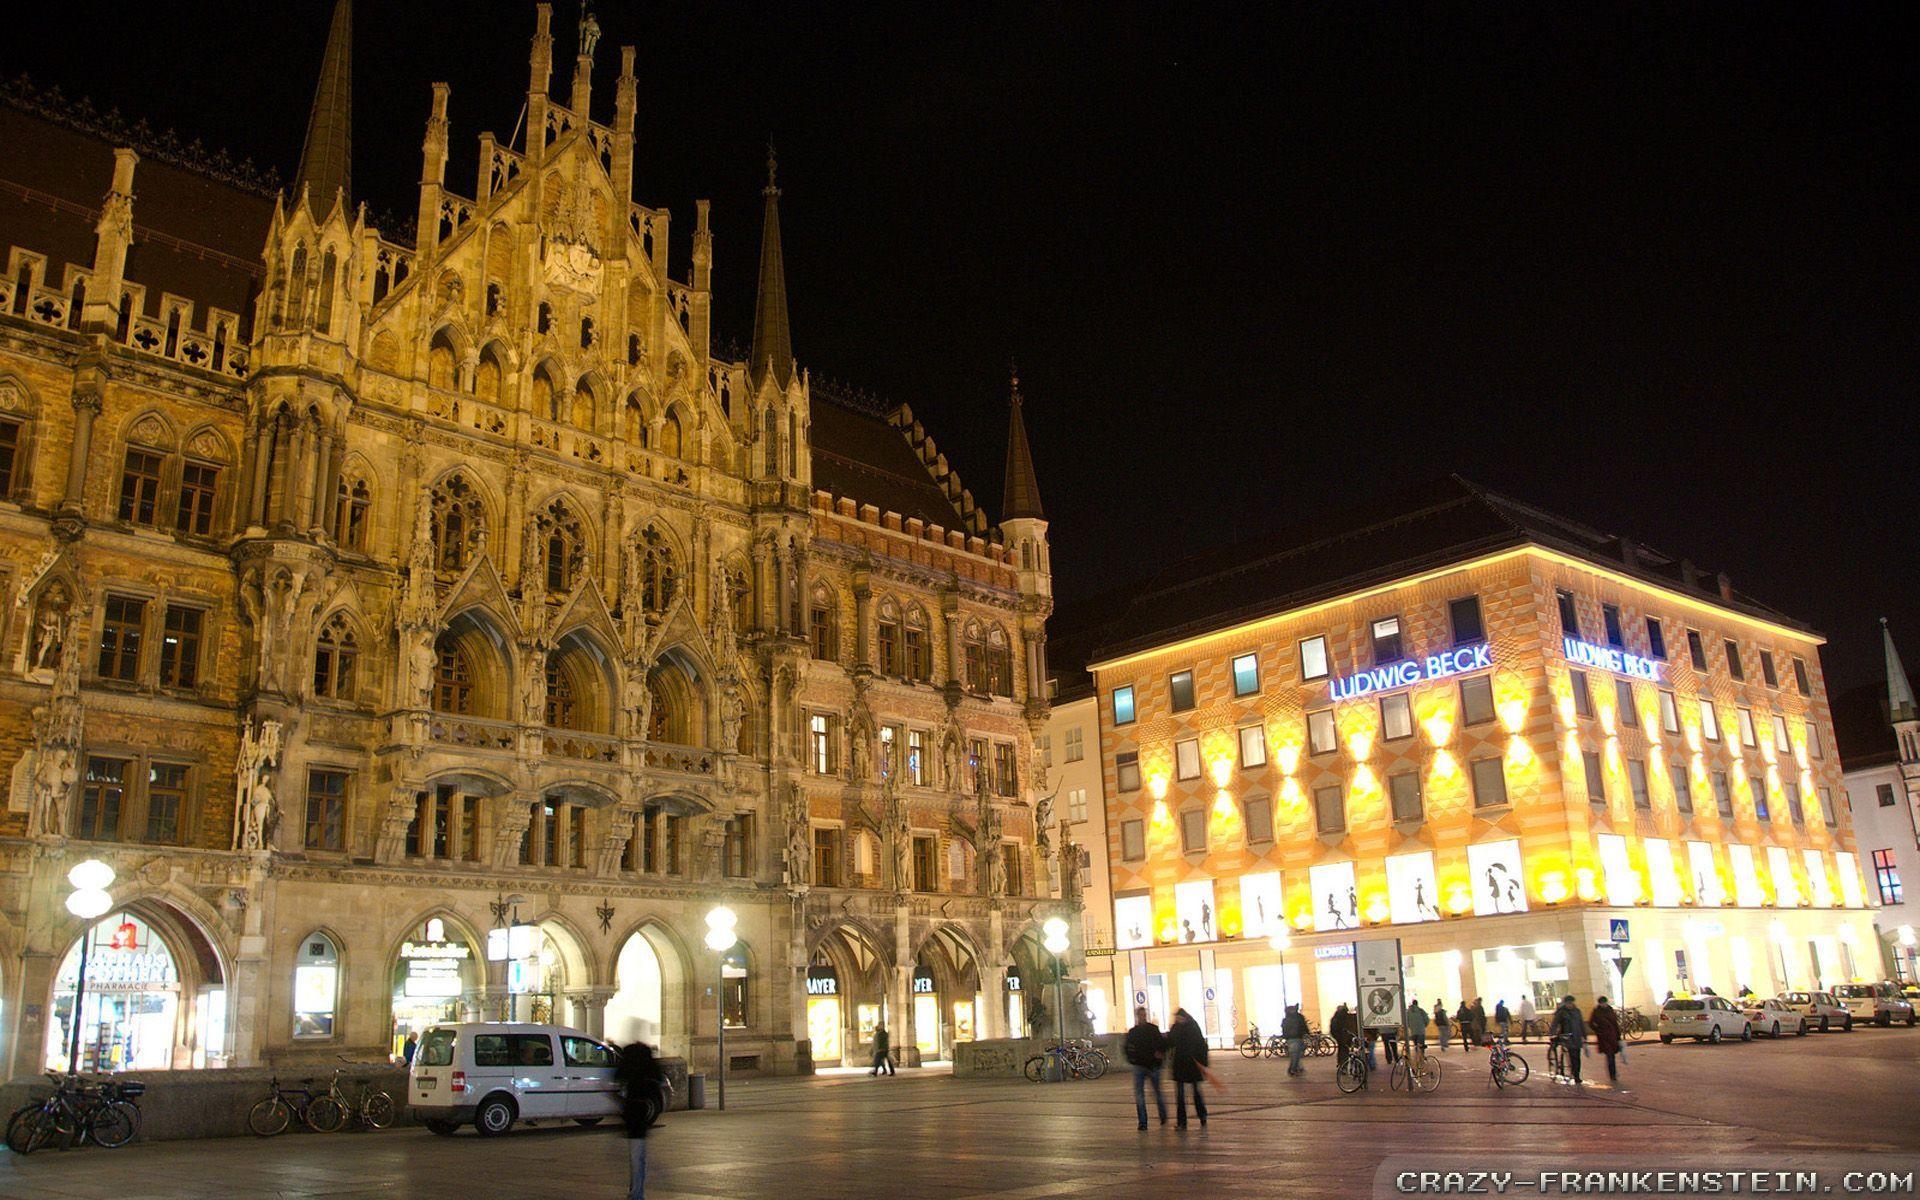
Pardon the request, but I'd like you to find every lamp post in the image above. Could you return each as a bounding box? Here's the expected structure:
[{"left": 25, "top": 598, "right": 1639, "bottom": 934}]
[
  {"left": 498, "top": 893, "right": 529, "bottom": 1022},
  {"left": 1269, "top": 930, "right": 1292, "bottom": 1012},
  {"left": 704, "top": 906, "right": 738, "bottom": 1110},
  {"left": 64, "top": 860, "right": 115, "bottom": 1076},
  {"left": 1043, "top": 917, "right": 1070, "bottom": 1081}
]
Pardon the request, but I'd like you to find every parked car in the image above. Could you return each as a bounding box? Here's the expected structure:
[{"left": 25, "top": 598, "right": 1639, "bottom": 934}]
[
  {"left": 410, "top": 1022, "right": 657, "bottom": 1136},
  {"left": 1658, "top": 995, "right": 1752, "bottom": 1044},
  {"left": 1739, "top": 997, "right": 1808, "bottom": 1038},
  {"left": 1777, "top": 990, "right": 1852, "bottom": 1032},
  {"left": 1832, "top": 983, "right": 1917, "bottom": 1028}
]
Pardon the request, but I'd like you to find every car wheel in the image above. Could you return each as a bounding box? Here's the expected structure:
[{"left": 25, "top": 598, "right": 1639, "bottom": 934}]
[
  {"left": 473, "top": 1095, "right": 516, "bottom": 1138},
  {"left": 1878, "top": 1013, "right": 1891, "bottom": 1028},
  {"left": 1659, "top": 1034, "right": 1673, "bottom": 1044},
  {"left": 1796, "top": 1022, "right": 1807, "bottom": 1037},
  {"left": 1908, "top": 1013, "right": 1916, "bottom": 1028},
  {"left": 423, "top": 1119, "right": 460, "bottom": 1136},
  {"left": 1740, "top": 1024, "right": 1753, "bottom": 1042},
  {"left": 1707, "top": 1026, "right": 1722, "bottom": 1045},
  {"left": 1770, "top": 1021, "right": 1780, "bottom": 1038},
  {"left": 1844, "top": 1016, "right": 1853, "bottom": 1032}
]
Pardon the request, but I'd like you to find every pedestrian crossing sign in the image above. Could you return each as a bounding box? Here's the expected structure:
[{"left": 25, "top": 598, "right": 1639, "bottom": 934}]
[{"left": 1609, "top": 919, "right": 1631, "bottom": 943}]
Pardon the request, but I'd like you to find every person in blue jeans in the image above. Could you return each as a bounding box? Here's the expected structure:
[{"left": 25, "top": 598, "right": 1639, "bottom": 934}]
[{"left": 1121, "top": 1006, "right": 1168, "bottom": 1129}]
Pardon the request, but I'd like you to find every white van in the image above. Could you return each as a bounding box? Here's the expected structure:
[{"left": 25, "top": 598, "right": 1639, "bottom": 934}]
[{"left": 411, "top": 1022, "right": 628, "bottom": 1136}]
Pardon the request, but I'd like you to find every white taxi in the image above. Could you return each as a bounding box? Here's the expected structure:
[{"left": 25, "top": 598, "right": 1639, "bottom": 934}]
[
  {"left": 1738, "top": 997, "right": 1808, "bottom": 1038},
  {"left": 1776, "top": 990, "right": 1852, "bottom": 1033},
  {"left": 1657, "top": 995, "right": 1752, "bottom": 1044},
  {"left": 1832, "top": 982, "right": 1917, "bottom": 1028}
]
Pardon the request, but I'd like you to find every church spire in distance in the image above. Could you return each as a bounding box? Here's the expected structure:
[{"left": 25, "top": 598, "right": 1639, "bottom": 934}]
[
  {"left": 1000, "top": 364, "right": 1045, "bottom": 521},
  {"left": 750, "top": 141, "right": 795, "bottom": 389},
  {"left": 1886, "top": 618, "right": 1917, "bottom": 724},
  {"left": 294, "top": 0, "right": 353, "bottom": 216}
]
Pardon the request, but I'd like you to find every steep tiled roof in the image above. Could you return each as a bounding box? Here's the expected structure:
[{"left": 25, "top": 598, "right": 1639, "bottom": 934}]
[{"left": 807, "top": 386, "right": 966, "bottom": 530}]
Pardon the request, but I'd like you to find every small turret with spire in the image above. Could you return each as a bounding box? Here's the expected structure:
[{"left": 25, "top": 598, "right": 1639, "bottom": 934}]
[
  {"left": 294, "top": 0, "right": 353, "bottom": 221},
  {"left": 750, "top": 142, "right": 795, "bottom": 392}
]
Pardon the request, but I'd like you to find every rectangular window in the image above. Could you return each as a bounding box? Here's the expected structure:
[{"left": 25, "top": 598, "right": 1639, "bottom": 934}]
[
  {"left": 1752, "top": 780, "right": 1770, "bottom": 822},
  {"left": 1818, "top": 786, "right": 1836, "bottom": 826},
  {"left": 1314, "top": 784, "right": 1345, "bottom": 834},
  {"left": 1299, "top": 636, "right": 1329, "bottom": 681},
  {"left": 1307, "top": 709, "right": 1337, "bottom": 756},
  {"left": 810, "top": 714, "right": 835, "bottom": 775},
  {"left": 1459, "top": 675, "right": 1496, "bottom": 726},
  {"left": 1687, "top": 629, "right": 1708, "bottom": 671},
  {"left": 1571, "top": 670, "right": 1594, "bottom": 718},
  {"left": 117, "top": 448, "right": 163, "bottom": 525},
  {"left": 1067, "top": 787, "right": 1088, "bottom": 823},
  {"left": 1658, "top": 690, "right": 1679, "bottom": 734},
  {"left": 1628, "top": 758, "right": 1651, "bottom": 809},
  {"left": 1470, "top": 757, "right": 1509, "bottom": 809},
  {"left": 176, "top": 462, "right": 218, "bottom": 536},
  {"left": 1380, "top": 693, "right": 1413, "bottom": 741},
  {"left": 1699, "top": 697, "right": 1721, "bottom": 742},
  {"left": 1039, "top": 732, "right": 1052, "bottom": 769},
  {"left": 1614, "top": 679, "right": 1638, "bottom": 729},
  {"left": 1806, "top": 721, "right": 1823, "bottom": 760},
  {"left": 1724, "top": 639, "right": 1744, "bottom": 680},
  {"left": 1646, "top": 617, "right": 1667, "bottom": 660},
  {"left": 1759, "top": 650, "right": 1778, "bottom": 688},
  {"left": 1449, "top": 595, "right": 1484, "bottom": 645},
  {"left": 1121, "top": 818, "right": 1145, "bottom": 861},
  {"left": 1584, "top": 750, "right": 1606, "bottom": 803},
  {"left": 1063, "top": 726, "right": 1084, "bottom": 762},
  {"left": 1713, "top": 772, "right": 1732, "bottom": 818},
  {"left": 725, "top": 814, "right": 755, "bottom": 878},
  {"left": 144, "top": 762, "right": 187, "bottom": 844},
  {"left": 812, "top": 826, "right": 840, "bottom": 887},
  {"left": 1557, "top": 590, "right": 1581, "bottom": 637},
  {"left": 1771, "top": 714, "right": 1790, "bottom": 754},
  {"left": 907, "top": 729, "right": 926, "bottom": 786},
  {"left": 912, "top": 835, "right": 938, "bottom": 891},
  {"left": 570, "top": 806, "right": 588, "bottom": 868},
  {"left": 877, "top": 619, "right": 899, "bottom": 675},
  {"left": 1791, "top": 657, "right": 1811, "bottom": 695},
  {"left": 1370, "top": 616, "right": 1403, "bottom": 663},
  {"left": 1231, "top": 653, "right": 1260, "bottom": 697},
  {"left": 305, "top": 768, "right": 347, "bottom": 851},
  {"left": 1168, "top": 670, "right": 1196, "bottom": 713},
  {"left": 1737, "top": 707, "right": 1757, "bottom": 747},
  {"left": 1878, "top": 783, "right": 1897, "bottom": 808},
  {"left": 1112, "top": 686, "right": 1135, "bottom": 725},
  {"left": 77, "top": 756, "right": 127, "bottom": 841},
  {"left": 97, "top": 594, "right": 147, "bottom": 681},
  {"left": 158, "top": 605, "right": 204, "bottom": 689},
  {"left": 1872, "top": 848, "right": 1903, "bottom": 906},
  {"left": 1175, "top": 738, "right": 1202, "bottom": 781},
  {"left": 1238, "top": 723, "right": 1267, "bottom": 769},
  {"left": 1115, "top": 751, "right": 1141, "bottom": 793},
  {"left": 1786, "top": 780, "right": 1804, "bottom": 826},
  {"left": 1179, "top": 809, "right": 1206, "bottom": 854},
  {"left": 1602, "top": 604, "right": 1625, "bottom": 648},
  {"left": 1670, "top": 765, "right": 1694, "bottom": 815},
  {"left": 1244, "top": 797, "right": 1273, "bottom": 844},
  {"left": 903, "top": 626, "right": 929, "bottom": 680},
  {"left": 1388, "top": 771, "right": 1422, "bottom": 823},
  {"left": 0, "top": 418, "right": 19, "bottom": 494},
  {"left": 664, "top": 814, "right": 685, "bottom": 875},
  {"left": 995, "top": 743, "right": 1018, "bottom": 797}
]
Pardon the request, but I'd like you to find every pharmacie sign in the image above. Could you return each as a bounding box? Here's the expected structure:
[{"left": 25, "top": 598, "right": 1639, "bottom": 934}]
[
  {"left": 1561, "top": 637, "right": 1661, "bottom": 682},
  {"left": 1328, "top": 644, "right": 1491, "bottom": 701}
]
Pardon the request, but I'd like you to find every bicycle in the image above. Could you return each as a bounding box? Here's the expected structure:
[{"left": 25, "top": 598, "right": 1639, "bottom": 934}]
[
  {"left": 1024, "top": 1040, "right": 1109, "bottom": 1081},
  {"left": 1334, "top": 1040, "right": 1369, "bottom": 1093},
  {"left": 1620, "top": 1007, "right": 1651, "bottom": 1042},
  {"left": 248, "top": 1076, "right": 344, "bottom": 1135},
  {"left": 1388, "top": 1042, "right": 1441, "bottom": 1093},
  {"left": 1486, "top": 1036, "right": 1530, "bottom": 1088},
  {"left": 1238, "top": 1023, "right": 1285, "bottom": 1060},
  {"left": 323, "top": 1065, "right": 396, "bottom": 1131},
  {"left": 1307, "top": 1029, "right": 1338, "bottom": 1057},
  {"left": 1547, "top": 1038, "right": 1570, "bottom": 1078},
  {"left": 6, "top": 1074, "right": 143, "bottom": 1153}
]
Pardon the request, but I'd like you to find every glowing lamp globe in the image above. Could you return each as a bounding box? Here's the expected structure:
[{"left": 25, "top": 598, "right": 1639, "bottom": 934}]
[
  {"left": 703, "top": 906, "right": 738, "bottom": 953},
  {"left": 1268, "top": 931, "right": 1291, "bottom": 953},
  {"left": 68, "top": 860, "right": 114, "bottom": 892},
  {"left": 66, "top": 888, "right": 112, "bottom": 920}
]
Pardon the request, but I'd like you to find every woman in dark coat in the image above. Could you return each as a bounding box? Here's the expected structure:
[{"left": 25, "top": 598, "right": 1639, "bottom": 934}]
[
  {"left": 617, "top": 1042, "right": 665, "bottom": 1200},
  {"left": 1166, "top": 1008, "right": 1210, "bottom": 1129},
  {"left": 1588, "top": 996, "right": 1623, "bottom": 1083}
]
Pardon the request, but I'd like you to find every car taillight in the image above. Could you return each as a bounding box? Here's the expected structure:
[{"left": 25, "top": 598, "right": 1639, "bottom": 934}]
[{"left": 451, "top": 1071, "right": 467, "bottom": 1094}]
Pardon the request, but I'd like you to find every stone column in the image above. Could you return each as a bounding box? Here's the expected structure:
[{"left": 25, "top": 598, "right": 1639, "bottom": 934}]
[
  {"left": 986, "top": 906, "right": 1008, "bottom": 1040},
  {"left": 981, "top": 962, "right": 1009, "bottom": 1041},
  {"left": 852, "top": 569, "right": 873, "bottom": 670},
  {"left": 9, "top": 949, "right": 57, "bottom": 1080},
  {"left": 941, "top": 590, "right": 962, "bottom": 688},
  {"left": 60, "top": 386, "right": 102, "bottom": 514},
  {"left": 893, "top": 903, "right": 913, "bottom": 1065},
  {"left": 790, "top": 898, "right": 812, "bottom": 1072},
  {"left": 564, "top": 985, "right": 617, "bottom": 1038},
  {"left": 309, "top": 429, "right": 335, "bottom": 537},
  {"left": 246, "top": 418, "right": 272, "bottom": 530}
]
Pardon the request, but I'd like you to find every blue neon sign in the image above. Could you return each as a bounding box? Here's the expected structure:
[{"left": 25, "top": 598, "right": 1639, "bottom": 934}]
[
  {"left": 1562, "top": 637, "right": 1661, "bottom": 682},
  {"left": 1327, "top": 643, "right": 1491, "bottom": 701}
]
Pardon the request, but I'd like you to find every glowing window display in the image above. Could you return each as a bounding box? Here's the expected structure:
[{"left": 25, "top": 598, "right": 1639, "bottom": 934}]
[
  {"left": 1173, "top": 879, "right": 1217, "bottom": 944},
  {"left": 1767, "top": 845, "right": 1800, "bottom": 906},
  {"left": 1729, "top": 844, "right": 1764, "bottom": 907},
  {"left": 1597, "top": 834, "right": 1638, "bottom": 906},
  {"left": 1687, "top": 840, "right": 1724, "bottom": 907},
  {"left": 1311, "top": 861, "right": 1359, "bottom": 932},
  {"left": 1466, "top": 839, "right": 1527, "bottom": 916},
  {"left": 1114, "top": 894, "right": 1154, "bottom": 949},
  {"left": 1803, "top": 849, "right": 1834, "bottom": 907},
  {"left": 1835, "top": 851, "right": 1864, "bottom": 908},
  {"left": 1386, "top": 851, "right": 1442, "bottom": 923},
  {"left": 1645, "top": 839, "right": 1681, "bottom": 907},
  {"left": 1239, "top": 871, "right": 1284, "bottom": 939}
]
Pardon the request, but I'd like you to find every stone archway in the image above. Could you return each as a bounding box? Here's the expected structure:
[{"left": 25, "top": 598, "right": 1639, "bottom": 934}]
[
  {"left": 45, "top": 898, "right": 229, "bottom": 1072},
  {"left": 912, "top": 925, "right": 985, "bottom": 1061},
  {"left": 606, "top": 920, "right": 693, "bottom": 1058},
  {"left": 807, "top": 920, "right": 893, "bottom": 1068}
]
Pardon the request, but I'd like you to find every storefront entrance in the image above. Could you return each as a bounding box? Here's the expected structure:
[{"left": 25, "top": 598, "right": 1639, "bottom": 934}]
[
  {"left": 46, "top": 906, "right": 226, "bottom": 1072},
  {"left": 390, "top": 917, "right": 479, "bottom": 1056}
]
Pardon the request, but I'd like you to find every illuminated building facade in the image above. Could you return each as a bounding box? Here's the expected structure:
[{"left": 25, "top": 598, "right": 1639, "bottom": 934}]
[
  {"left": 0, "top": 3, "right": 1066, "bottom": 1076},
  {"left": 1077, "top": 479, "right": 1874, "bottom": 1039},
  {"left": 1836, "top": 623, "right": 1920, "bottom": 983}
]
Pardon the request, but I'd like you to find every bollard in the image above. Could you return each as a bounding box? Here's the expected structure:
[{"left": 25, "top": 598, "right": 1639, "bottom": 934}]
[{"left": 686, "top": 1073, "right": 706, "bottom": 1110}]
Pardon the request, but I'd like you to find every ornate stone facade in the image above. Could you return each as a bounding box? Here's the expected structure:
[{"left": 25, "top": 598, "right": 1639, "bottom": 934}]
[{"left": 0, "top": 2, "right": 1066, "bottom": 1075}]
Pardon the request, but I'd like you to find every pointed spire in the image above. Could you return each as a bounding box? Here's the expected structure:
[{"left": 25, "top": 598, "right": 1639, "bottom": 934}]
[
  {"left": 1000, "top": 363, "right": 1045, "bottom": 521},
  {"left": 1885, "top": 619, "right": 1917, "bottom": 723},
  {"left": 750, "top": 141, "right": 794, "bottom": 389},
  {"left": 294, "top": 0, "right": 353, "bottom": 216}
]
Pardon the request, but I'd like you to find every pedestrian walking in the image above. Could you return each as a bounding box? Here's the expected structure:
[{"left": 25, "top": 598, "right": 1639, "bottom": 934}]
[
  {"left": 1364, "top": 1026, "right": 1380, "bottom": 1070},
  {"left": 1494, "top": 999, "right": 1511, "bottom": 1040},
  {"left": 1519, "top": 995, "right": 1538, "bottom": 1043},
  {"left": 1469, "top": 997, "right": 1488, "bottom": 1046},
  {"left": 401, "top": 1031, "right": 419, "bottom": 1066},
  {"left": 1281, "top": 1003, "right": 1309, "bottom": 1076},
  {"left": 1455, "top": 1001, "right": 1473, "bottom": 1050},
  {"left": 1167, "top": 1008, "right": 1210, "bottom": 1129},
  {"left": 1547, "top": 995, "right": 1586, "bottom": 1085},
  {"left": 1588, "top": 996, "right": 1622, "bottom": 1084},
  {"left": 1123, "top": 1006, "right": 1169, "bottom": 1128},
  {"left": 1405, "top": 999, "right": 1429, "bottom": 1057},
  {"left": 1433, "top": 1000, "right": 1450, "bottom": 1052},
  {"left": 616, "top": 1042, "right": 665, "bottom": 1200},
  {"left": 1330, "top": 1002, "right": 1360, "bottom": 1069},
  {"left": 870, "top": 1025, "right": 895, "bottom": 1076}
]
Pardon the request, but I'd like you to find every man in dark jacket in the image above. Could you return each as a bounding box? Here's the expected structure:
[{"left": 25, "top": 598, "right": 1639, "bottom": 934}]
[
  {"left": 870, "top": 1025, "right": 895, "bottom": 1076},
  {"left": 616, "top": 1042, "right": 665, "bottom": 1200},
  {"left": 1547, "top": 995, "right": 1587, "bottom": 1085},
  {"left": 1122, "top": 1006, "right": 1168, "bottom": 1128},
  {"left": 1588, "top": 996, "right": 1622, "bottom": 1083},
  {"left": 1281, "top": 1004, "right": 1310, "bottom": 1076},
  {"left": 1167, "top": 1008, "right": 1210, "bottom": 1129},
  {"left": 1329, "top": 1002, "right": 1359, "bottom": 1070}
]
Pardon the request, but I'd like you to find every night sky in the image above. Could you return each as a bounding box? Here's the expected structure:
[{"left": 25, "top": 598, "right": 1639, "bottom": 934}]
[{"left": 9, "top": 1, "right": 1915, "bottom": 690}]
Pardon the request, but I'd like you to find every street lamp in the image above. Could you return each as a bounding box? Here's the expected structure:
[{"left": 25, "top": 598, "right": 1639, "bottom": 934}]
[
  {"left": 64, "top": 860, "right": 115, "bottom": 1076},
  {"left": 1269, "top": 930, "right": 1292, "bottom": 1012},
  {"left": 704, "top": 906, "right": 738, "bottom": 1111},
  {"left": 1043, "top": 917, "right": 1070, "bottom": 1080}
]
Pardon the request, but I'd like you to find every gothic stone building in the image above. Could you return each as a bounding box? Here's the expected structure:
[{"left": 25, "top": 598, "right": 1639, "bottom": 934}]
[{"left": 0, "top": 2, "right": 1070, "bottom": 1077}]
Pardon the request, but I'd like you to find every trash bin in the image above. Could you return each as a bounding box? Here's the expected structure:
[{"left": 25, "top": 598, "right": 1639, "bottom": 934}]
[{"left": 686, "top": 1073, "right": 706, "bottom": 1110}]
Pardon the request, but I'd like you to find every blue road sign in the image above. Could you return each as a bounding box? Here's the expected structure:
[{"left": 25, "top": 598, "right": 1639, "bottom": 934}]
[{"left": 1609, "top": 919, "right": 1631, "bottom": 943}]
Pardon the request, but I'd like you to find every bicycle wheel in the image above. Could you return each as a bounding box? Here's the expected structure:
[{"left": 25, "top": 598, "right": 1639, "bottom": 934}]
[
  {"left": 1335, "top": 1058, "right": 1367, "bottom": 1094},
  {"left": 1547, "top": 1044, "right": 1567, "bottom": 1077},
  {"left": 1387, "top": 1062, "right": 1406, "bottom": 1091},
  {"left": 6, "top": 1105, "right": 46, "bottom": 1155},
  {"left": 88, "top": 1102, "right": 136, "bottom": 1149},
  {"left": 1412, "top": 1058, "right": 1441, "bottom": 1092},
  {"left": 362, "top": 1091, "right": 396, "bottom": 1130},
  {"left": 1625, "top": 1017, "right": 1647, "bottom": 1043},
  {"left": 1238, "top": 1035, "right": 1262, "bottom": 1059},
  {"left": 306, "top": 1097, "right": 346, "bottom": 1133},
  {"left": 1494, "top": 1051, "right": 1529, "bottom": 1087},
  {"left": 1023, "top": 1055, "right": 1047, "bottom": 1082},
  {"left": 248, "top": 1096, "right": 291, "bottom": 1137}
]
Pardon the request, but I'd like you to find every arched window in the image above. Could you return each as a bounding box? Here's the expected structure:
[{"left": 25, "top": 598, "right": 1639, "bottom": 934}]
[
  {"left": 580, "top": 317, "right": 596, "bottom": 350},
  {"left": 763, "top": 407, "right": 779, "bottom": 478},
  {"left": 286, "top": 243, "right": 309, "bottom": 326},
  {"left": 659, "top": 409, "right": 683, "bottom": 460},
  {"left": 335, "top": 477, "right": 370, "bottom": 551},
  {"left": 432, "top": 631, "right": 476, "bottom": 713},
  {"left": 788, "top": 411, "right": 799, "bottom": 477},
  {"left": 293, "top": 932, "right": 340, "bottom": 1039},
  {"left": 475, "top": 343, "right": 506, "bottom": 403},
  {"left": 486, "top": 281, "right": 504, "bottom": 317},
  {"left": 635, "top": 527, "right": 678, "bottom": 615},
  {"left": 537, "top": 301, "right": 553, "bottom": 335},
  {"left": 904, "top": 605, "right": 932, "bottom": 682},
  {"left": 726, "top": 564, "right": 752, "bottom": 640},
  {"left": 427, "top": 329, "right": 458, "bottom": 391},
  {"left": 986, "top": 626, "right": 1014, "bottom": 696},
  {"left": 623, "top": 396, "right": 646, "bottom": 444},
  {"left": 627, "top": 333, "right": 642, "bottom": 366},
  {"left": 963, "top": 623, "right": 988, "bottom": 694},
  {"left": 572, "top": 379, "right": 596, "bottom": 428},
  {"left": 545, "top": 659, "right": 577, "bottom": 729},
  {"left": 537, "top": 497, "right": 587, "bottom": 594},
  {"left": 532, "top": 365, "right": 560, "bottom": 422},
  {"left": 431, "top": 474, "right": 487, "bottom": 572},
  {"left": 808, "top": 583, "right": 838, "bottom": 663},
  {"left": 313, "top": 612, "right": 358, "bottom": 700},
  {"left": 315, "top": 250, "right": 337, "bottom": 335},
  {"left": 876, "top": 599, "right": 902, "bottom": 676}
]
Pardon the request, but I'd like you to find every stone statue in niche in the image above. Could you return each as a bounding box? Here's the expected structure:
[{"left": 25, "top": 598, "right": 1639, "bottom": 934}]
[
  {"left": 888, "top": 788, "right": 912, "bottom": 892},
  {"left": 785, "top": 784, "right": 811, "bottom": 888},
  {"left": 30, "top": 582, "right": 72, "bottom": 670},
  {"left": 720, "top": 679, "right": 745, "bottom": 753},
  {"left": 408, "top": 631, "right": 437, "bottom": 710},
  {"left": 623, "top": 662, "right": 652, "bottom": 740},
  {"left": 234, "top": 716, "right": 283, "bottom": 852}
]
